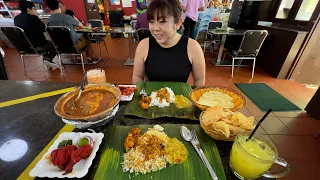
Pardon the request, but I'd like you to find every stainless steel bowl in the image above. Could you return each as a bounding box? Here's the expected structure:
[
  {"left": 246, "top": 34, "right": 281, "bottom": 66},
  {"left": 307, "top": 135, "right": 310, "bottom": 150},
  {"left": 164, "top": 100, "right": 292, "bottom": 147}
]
[{"left": 54, "top": 84, "right": 121, "bottom": 122}]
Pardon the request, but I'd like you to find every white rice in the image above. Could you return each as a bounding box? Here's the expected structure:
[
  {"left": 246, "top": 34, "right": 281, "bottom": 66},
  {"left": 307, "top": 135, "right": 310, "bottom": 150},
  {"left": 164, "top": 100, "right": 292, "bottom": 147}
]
[
  {"left": 122, "top": 147, "right": 167, "bottom": 174},
  {"left": 150, "top": 87, "right": 175, "bottom": 108}
]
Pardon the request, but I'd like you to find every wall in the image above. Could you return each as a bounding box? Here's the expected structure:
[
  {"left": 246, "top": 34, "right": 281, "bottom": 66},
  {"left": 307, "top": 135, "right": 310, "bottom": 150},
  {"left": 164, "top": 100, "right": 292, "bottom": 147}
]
[
  {"left": 60, "top": 0, "right": 88, "bottom": 23},
  {"left": 110, "top": 1, "right": 137, "bottom": 15}
]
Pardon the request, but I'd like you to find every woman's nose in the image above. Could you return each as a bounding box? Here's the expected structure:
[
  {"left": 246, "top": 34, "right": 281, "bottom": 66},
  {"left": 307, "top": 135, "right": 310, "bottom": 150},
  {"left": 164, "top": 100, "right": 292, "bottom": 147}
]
[{"left": 153, "top": 23, "right": 161, "bottom": 30}]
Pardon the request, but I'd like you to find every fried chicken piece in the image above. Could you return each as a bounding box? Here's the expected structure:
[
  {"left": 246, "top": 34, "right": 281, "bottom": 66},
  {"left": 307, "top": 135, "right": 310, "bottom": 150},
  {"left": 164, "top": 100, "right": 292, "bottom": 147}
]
[
  {"left": 50, "top": 145, "right": 76, "bottom": 170},
  {"left": 124, "top": 133, "right": 135, "bottom": 152},
  {"left": 64, "top": 144, "right": 93, "bottom": 174},
  {"left": 131, "top": 128, "right": 140, "bottom": 138},
  {"left": 139, "top": 96, "right": 151, "bottom": 110},
  {"left": 124, "top": 128, "right": 141, "bottom": 152}
]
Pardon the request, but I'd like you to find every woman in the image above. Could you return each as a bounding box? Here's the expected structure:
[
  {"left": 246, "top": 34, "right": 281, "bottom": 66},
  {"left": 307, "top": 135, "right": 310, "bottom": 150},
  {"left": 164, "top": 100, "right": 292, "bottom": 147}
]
[{"left": 133, "top": 0, "right": 206, "bottom": 86}]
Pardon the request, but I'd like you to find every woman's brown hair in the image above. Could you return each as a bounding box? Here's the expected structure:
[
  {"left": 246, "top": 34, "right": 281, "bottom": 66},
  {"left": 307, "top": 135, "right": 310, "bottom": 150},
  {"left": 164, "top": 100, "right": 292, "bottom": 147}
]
[{"left": 147, "top": 0, "right": 182, "bottom": 23}]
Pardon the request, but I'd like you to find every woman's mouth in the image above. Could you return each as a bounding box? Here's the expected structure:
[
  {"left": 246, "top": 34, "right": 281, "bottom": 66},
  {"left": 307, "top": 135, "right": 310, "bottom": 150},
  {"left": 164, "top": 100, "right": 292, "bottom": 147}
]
[{"left": 154, "top": 34, "right": 163, "bottom": 40}]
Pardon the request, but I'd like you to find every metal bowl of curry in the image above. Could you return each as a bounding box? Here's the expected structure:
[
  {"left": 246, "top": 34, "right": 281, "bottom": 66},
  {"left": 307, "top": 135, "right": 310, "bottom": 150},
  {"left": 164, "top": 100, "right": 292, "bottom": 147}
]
[{"left": 54, "top": 84, "right": 121, "bottom": 122}]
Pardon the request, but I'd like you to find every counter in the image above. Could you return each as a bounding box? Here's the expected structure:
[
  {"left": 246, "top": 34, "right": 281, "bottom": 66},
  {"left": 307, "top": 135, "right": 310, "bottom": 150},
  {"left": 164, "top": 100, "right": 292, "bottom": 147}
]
[
  {"left": 256, "top": 24, "right": 308, "bottom": 79},
  {"left": 305, "top": 88, "right": 320, "bottom": 120}
]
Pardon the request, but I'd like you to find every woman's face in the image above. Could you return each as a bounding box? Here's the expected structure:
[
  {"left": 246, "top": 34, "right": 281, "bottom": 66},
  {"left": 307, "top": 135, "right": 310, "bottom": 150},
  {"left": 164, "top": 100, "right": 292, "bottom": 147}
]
[{"left": 149, "top": 15, "right": 181, "bottom": 45}]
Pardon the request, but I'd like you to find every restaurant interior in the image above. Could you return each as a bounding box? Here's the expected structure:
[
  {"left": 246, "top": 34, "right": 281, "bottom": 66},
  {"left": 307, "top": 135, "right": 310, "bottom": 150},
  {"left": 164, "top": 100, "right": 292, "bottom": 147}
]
[{"left": 0, "top": 0, "right": 319, "bottom": 180}]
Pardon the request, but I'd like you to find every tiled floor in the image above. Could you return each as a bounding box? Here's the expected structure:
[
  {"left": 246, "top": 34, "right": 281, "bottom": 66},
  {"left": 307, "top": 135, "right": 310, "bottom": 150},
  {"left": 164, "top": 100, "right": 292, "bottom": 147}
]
[{"left": 2, "top": 36, "right": 320, "bottom": 180}]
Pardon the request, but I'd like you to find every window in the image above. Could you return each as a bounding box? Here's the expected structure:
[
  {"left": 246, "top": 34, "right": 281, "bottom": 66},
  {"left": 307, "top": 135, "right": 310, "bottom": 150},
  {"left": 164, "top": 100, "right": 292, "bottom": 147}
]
[
  {"left": 295, "top": 0, "right": 319, "bottom": 21},
  {"left": 276, "top": 0, "right": 295, "bottom": 19}
]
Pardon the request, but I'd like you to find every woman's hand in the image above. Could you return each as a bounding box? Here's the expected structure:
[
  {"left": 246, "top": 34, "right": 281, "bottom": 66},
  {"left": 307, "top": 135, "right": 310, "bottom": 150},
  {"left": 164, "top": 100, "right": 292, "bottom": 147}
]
[
  {"left": 188, "top": 39, "right": 206, "bottom": 86},
  {"left": 133, "top": 38, "right": 149, "bottom": 84}
]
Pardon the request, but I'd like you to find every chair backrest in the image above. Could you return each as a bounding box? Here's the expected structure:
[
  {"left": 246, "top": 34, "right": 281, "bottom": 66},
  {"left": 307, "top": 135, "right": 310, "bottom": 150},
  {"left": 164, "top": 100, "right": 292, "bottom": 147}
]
[
  {"left": 196, "top": 30, "right": 207, "bottom": 46},
  {"left": 0, "top": 26, "right": 38, "bottom": 54},
  {"left": 88, "top": 19, "right": 103, "bottom": 28},
  {"left": 45, "top": 26, "right": 79, "bottom": 54},
  {"left": 137, "top": 28, "right": 151, "bottom": 41},
  {"left": 237, "top": 30, "right": 268, "bottom": 57},
  {"left": 109, "top": 10, "right": 124, "bottom": 27},
  {"left": 208, "top": 21, "right": 222, "bottom": 30},
  {"left": 131, "top": 20, "right": 137, "bottom": 29}
]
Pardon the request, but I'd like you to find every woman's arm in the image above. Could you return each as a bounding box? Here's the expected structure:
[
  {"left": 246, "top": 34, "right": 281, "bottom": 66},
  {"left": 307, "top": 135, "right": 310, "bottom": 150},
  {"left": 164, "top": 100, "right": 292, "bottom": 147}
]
[
  {"left": 188, "top": 39, "right": 206, "bottom": 86},
  {"left": 133, "top": 38, "right": 149, "bottom": 84}
]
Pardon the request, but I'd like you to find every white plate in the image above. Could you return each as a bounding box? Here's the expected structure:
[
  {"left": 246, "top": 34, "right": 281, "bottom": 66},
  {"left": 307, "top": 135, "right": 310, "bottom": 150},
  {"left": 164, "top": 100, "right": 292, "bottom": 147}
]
[
  {"left": 29, "top": 132, "right": 104, "bottom": 178},
  {"left": 117, "top": 85, "right": 136, "bottom": 101}
]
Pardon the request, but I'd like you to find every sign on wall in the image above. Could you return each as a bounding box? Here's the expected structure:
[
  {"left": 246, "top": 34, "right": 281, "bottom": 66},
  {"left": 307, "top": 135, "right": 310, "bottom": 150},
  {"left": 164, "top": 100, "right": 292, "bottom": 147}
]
[
  {"left": 110, "top": 0, "right": 121, "bottom": 5},
  {"left": 121, "top": 0, "right": 132, "bottom": 7}
]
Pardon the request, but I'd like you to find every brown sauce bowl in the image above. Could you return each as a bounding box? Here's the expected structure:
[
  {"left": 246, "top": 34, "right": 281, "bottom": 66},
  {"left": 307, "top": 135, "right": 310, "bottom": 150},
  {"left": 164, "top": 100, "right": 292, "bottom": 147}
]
[{"left": 54, "top": 84, "right": 121, "bottom": 122}]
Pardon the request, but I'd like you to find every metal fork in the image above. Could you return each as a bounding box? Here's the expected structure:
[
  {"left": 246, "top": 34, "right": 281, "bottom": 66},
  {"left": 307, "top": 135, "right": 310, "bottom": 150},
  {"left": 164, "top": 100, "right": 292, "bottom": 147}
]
[
  {"left": 191, "top": 130, "right": 218, "bottom": 180},
  {"left": 139, "top": 80, "right": 147, "bottom": 97}
]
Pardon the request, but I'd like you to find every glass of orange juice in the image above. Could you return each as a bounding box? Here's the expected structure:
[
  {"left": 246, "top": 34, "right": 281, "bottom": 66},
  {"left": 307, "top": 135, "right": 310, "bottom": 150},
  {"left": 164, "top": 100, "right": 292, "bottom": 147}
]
[
  {"left": 230, "top": 131, "right": 291, "bottom": 180},
  {"left": 86, "top": 68, "right": 106, "bottom": 84}
]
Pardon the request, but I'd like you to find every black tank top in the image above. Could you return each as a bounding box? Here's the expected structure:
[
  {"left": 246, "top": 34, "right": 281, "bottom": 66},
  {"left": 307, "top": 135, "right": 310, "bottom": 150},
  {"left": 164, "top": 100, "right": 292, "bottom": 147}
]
[{"left": 145, "top": 36, "right": 192, "bottom": 83}]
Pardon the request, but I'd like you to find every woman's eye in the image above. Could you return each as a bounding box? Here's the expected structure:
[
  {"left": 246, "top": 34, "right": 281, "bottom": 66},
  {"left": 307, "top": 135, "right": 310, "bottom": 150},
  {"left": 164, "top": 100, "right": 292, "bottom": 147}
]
[
  {"left": 160, "top": 21, "right": 167, "bottom": 24},
  {"left": 149, "top": 21, "right": 154, "bottom": 24}
]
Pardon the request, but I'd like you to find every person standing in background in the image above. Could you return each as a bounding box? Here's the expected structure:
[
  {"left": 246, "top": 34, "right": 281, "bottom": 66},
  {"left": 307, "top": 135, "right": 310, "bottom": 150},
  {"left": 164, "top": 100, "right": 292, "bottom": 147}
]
[
  {"left": 182, "top": 0, "right": 205, "bottom": 39},
  {"left": 136, "top": 0, "right": 147, "bottom": 15}
]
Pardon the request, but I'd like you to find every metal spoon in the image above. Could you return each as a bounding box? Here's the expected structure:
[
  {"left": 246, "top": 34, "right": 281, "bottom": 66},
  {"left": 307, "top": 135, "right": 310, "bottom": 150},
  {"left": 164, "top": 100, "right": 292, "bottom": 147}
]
[
  {"left": 72, "top": 72, "right": 87, "bottom": 108},
  {"left": 181, "top": 126, "right": 205, "bottom": 163},
  {"left": 180, "top": 126, "right": 218, "bottom": 180}
]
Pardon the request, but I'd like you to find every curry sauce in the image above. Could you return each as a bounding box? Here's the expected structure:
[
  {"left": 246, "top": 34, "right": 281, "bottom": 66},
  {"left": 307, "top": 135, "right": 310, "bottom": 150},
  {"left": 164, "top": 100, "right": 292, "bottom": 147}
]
[{"left": 63, "top": 89, "right": 116, "bottom": 116}]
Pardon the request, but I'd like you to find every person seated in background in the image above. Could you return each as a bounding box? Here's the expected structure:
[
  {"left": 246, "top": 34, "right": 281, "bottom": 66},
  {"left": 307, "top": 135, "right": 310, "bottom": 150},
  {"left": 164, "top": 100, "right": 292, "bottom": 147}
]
[
  {"left": 14, "top": 0, "right": 59, "bottom": 69},
  {"left": 136, "top": 12, "right": 148, "bottom": 29},
  {"left": 135, "top": 0, "right": 152, "bottom": 29},
  {"left": 58, "top": 0, "right": 83, "bottom": 22},
  {"left": 133, "top": 0, "right": 205, "bottom": 86},
  {"left": 136, "top": 0, "right": 147, "bottom": 15},
  {"left": 46, "top": 0, "right": 88, "bottom": 50}
]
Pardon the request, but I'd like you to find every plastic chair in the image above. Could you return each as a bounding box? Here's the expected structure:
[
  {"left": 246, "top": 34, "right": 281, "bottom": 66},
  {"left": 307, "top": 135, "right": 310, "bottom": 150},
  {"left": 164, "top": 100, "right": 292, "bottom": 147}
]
[
  {"left": 88, "top": 19, "right": 108, "bottom": 60},
  {"left": 196, "top": 30, "right": 207, "bottom": 52},
  {"left": 109, "top": 10, "right": 124, "bottom": 38},
  {"left": 1, "top": 26, "right": 48, "bottom": 75},
  {"left": 221, "top": 30, "right": 268, "bottom": 78},
  {"left": 205, "top": 21, "right": 223, "bottom": 52},
  {"left": 130, "top": 20, "right": 137, "bottom": 29},
  {"left": 45, "top": 26, "right": 87, "bottom": 73}
]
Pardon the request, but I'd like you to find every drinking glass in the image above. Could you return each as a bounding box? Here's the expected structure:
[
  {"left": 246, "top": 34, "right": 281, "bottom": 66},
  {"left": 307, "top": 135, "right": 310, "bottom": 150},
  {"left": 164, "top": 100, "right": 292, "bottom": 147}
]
[{"left": 230, "top": 131, "right": 290, "bottom": 180}]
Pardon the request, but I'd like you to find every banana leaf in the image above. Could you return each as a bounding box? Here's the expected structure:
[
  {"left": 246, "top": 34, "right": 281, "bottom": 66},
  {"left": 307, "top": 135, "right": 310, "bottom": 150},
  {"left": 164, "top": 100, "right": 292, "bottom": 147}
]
[
  {"left": 94, "top": 124, "right": 226, "bottom": 180},
  {"left": 124, "top": 82, "right": 201, "bottom": 120}
]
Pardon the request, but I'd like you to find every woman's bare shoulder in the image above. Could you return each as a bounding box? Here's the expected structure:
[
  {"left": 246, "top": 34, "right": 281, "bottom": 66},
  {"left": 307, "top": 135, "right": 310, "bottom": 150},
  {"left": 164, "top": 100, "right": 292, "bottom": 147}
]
[
  {"left": 137, "top": 37, "right": 149, "bottom": 49},
  {"left": 187, "top": 38, "right": 202, "bottom": 50},
  {"left": 136, "top": 38, "right": 150, "bottom": 62},
  {"left": 187, "top": 38, "right": 204, "bottom": 63}
]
